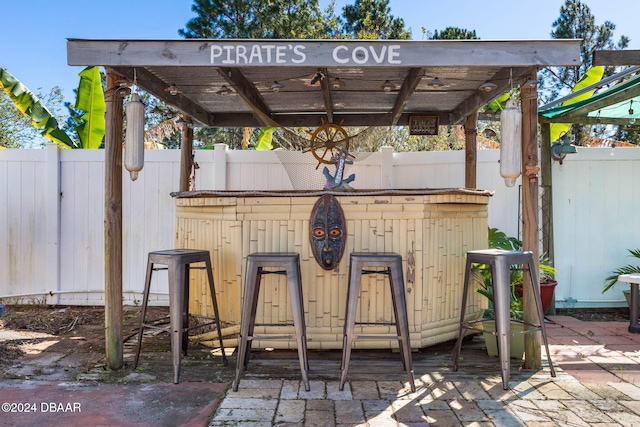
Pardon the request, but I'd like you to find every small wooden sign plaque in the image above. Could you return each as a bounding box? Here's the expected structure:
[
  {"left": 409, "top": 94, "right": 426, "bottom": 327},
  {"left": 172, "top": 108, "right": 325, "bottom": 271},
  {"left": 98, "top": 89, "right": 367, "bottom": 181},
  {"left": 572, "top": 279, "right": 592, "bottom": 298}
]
[{"left": 409, "top": 116, "right": 439, "bottom": 135}]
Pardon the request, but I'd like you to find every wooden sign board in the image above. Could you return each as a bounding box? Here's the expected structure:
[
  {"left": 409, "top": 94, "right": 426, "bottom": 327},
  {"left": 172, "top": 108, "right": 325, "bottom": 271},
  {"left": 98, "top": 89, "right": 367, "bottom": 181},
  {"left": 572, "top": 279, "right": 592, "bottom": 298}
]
[{"left": 409, "top": 116, "right": 439, "bottom": 135}]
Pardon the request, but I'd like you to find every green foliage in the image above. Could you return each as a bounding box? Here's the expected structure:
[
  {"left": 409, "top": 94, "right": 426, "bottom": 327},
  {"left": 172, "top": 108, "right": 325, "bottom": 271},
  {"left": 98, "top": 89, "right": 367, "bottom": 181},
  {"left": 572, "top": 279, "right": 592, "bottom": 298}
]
[
  {"left": 0, "top": 68, "right": 75, "bottom": 148},
  {"left": 540, "top": 0, "right": 629, "bottom": 104},
  {"left": 255, "top": 127, "right": 274, "bottom": 150},
  {"left": 0, "top": 87, "right": 65, "bottom": 148},
  {"left": 549, "top": 65, "right": 605, "bottom": 143},
  {"left": 179, "top": 0, "right": 330, "bottom": 39},
  {"left": 603, "top": 249, "right": 640, "bottom": 294},
  {"left": 341, "top": 0, "right": 410, "bottom": 39},
  {"left": 484, "top": 93, "right": 511, "bottom": 113},
  {"left": 0, "top": 67, "right": 105, "bottom": 149},
  {"left": 74, "top": 66, "right": 106, "bottom": 149},
  {"left": 431, "top": 27, "right": 477, "bottom": 40}
]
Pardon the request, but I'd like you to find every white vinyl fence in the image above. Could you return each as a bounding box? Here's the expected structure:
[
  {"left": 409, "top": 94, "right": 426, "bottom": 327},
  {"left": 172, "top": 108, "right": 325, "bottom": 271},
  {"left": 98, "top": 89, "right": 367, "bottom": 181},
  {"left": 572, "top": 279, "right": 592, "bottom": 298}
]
[{"left": 1, "top": 143, "right": 638, "bottom": 308}]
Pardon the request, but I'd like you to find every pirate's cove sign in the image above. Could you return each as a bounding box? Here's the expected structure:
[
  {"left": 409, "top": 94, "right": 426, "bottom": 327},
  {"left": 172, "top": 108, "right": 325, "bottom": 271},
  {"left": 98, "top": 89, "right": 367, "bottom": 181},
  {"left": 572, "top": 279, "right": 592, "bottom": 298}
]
[{"left": 210, "top": 43, "right": 402, "bottom": 66}]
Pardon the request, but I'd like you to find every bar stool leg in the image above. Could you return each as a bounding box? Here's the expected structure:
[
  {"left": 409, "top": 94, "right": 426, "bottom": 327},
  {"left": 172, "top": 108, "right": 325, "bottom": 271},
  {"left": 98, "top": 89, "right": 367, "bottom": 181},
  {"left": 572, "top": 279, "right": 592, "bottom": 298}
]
[
  {"left": 492, "top": 258, "right": 512, "bottom": 390},
  {"left": 631, "top": 283, "right": 640, "bottom": 333},
  {"left": 168, "top": 258, "right": 186, "bottom": 384},
  {"left": 388, "top": 261, "right": 415, "bottom": 392},
  {"left": 205, "top": 258, "right": 228, "bottom": 366},
  {"left": 134, "top": 255, "right": 154, "bottom": 368},
  {"left": 340, "top": 261, "right": 361, "bottom": 390},
  {"left": 452, "top": 256, "right": 473, "bottom": 372},
  {"left": 181, "top": 264, "right": 190, "bottom": 356},
  {"left": 233, "top": 258, "right": 261, "bottom": 392},
  {"left": 245, "top": 267, "right": 264, "bottom": 369},
  {"left": 525, "top": 259, "right": 556, "bottom": 378},
  {"left": 286, "top": 263, "right": 310, "bottom": 391}
]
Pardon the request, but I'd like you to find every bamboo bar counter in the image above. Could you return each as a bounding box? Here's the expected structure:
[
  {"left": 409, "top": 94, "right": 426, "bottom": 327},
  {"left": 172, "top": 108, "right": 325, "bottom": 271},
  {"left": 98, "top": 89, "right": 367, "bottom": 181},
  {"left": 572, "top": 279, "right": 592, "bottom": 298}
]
[{"left": 172, "top": 188, "right": 491, "bottom": 350}]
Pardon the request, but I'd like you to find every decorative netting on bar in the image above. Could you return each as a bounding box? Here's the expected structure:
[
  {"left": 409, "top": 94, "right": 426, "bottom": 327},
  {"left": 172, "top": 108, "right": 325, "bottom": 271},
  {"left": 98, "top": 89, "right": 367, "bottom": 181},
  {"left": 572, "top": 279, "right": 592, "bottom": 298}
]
[
  {"left": 273, "top": 122, "right": 379, "bottom": 190},
  {"left": 274, "top": 149, "right": 372, "bottom": 191}
]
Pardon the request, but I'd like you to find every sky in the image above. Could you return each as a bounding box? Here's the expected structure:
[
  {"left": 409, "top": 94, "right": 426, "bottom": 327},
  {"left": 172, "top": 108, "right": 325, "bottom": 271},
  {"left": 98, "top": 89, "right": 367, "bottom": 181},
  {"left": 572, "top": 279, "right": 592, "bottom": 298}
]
[{"left": 2, "top": 0, "right": 639, "bottom": 104}]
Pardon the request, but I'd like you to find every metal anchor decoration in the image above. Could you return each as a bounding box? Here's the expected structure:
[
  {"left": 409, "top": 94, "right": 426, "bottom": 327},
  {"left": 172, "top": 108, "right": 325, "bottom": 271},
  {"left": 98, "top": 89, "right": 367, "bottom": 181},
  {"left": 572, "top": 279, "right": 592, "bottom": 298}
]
[{"left": 322, "top": 148, "right": 355, "bottom": 190}]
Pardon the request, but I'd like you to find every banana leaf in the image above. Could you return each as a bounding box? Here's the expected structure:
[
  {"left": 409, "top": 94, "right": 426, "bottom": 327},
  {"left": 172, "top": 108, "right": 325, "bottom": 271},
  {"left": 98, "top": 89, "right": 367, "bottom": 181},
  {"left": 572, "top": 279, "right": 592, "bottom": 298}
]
[
  {"left": 256, "top": 127, "right": 275, "bottom": 150},
  {"left": 0, "top": 68, "right": 76, "bottom": 148},
  {"left": 485, "top": 92, "right": 511, "bottom": 112},
  {"left": 74, "top": 66, "right": 105, "bottom": 149},
  {"left": 550, "top": 66, "right": 605, "bottom": 142}
]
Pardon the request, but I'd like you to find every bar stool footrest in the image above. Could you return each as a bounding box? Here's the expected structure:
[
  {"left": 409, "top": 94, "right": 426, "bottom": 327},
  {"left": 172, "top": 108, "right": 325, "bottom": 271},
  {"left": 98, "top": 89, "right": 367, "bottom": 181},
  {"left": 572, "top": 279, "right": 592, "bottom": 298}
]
[
  {"left": 354, "top": 334, "right": 404, "bottom": 339},
  {"left": 249, "top": 335, "right": 296, "bottom": 340}
]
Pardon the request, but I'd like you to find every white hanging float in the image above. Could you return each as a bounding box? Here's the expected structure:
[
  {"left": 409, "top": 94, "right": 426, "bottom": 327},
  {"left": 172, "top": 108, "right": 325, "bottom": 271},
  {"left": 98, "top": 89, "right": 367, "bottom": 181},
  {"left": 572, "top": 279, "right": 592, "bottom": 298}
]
[
  {"left": 124, "top": 93, "right": 145, "bottom": 181},
  {"left": 499, "top": 98, "right": 522, "bottom": 187}
]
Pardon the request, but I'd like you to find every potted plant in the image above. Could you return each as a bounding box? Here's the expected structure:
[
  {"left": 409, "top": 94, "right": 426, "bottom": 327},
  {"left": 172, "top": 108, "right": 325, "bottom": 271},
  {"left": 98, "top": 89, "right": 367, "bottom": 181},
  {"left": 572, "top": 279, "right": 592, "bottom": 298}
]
[
  {"left": 513, "top": 252, "right": 559, "bottom": 315},
  {"left": 603, "top": 248, "right": 640, "bottom": 310}
]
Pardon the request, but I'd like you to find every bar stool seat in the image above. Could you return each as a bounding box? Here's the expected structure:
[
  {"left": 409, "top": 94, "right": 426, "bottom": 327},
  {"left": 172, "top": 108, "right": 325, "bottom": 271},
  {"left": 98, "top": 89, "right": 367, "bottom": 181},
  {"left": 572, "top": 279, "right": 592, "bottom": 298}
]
[
  {"left": 341, "top": 252, "right": 415, "bottom": 392},
  {"left": 452, "top": 249, "right": 555, "bottom": 389},
  {"left": 134, "top": 249, "right": 227, "bottom": 383},
  {"left": 233, "top": 253, "right": 309, "bottom": 392}
]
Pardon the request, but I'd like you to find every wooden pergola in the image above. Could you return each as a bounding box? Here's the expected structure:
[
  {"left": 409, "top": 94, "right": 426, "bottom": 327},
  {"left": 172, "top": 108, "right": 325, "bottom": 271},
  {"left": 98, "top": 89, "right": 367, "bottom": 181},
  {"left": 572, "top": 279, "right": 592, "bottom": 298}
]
[{"left": 67, "top": 38, "right": 580, "bottom": 370}]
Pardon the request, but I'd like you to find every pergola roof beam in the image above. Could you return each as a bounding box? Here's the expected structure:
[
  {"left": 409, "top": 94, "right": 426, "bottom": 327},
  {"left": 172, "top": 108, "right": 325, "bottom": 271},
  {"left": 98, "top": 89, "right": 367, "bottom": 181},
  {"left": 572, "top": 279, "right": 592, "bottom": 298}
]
[
  {"left": 112, "top": 66, "right": 213, "bottom": 126},
  {"left": 216, "top": 67, "right": 279, "bottom": 127},
  {"left": 450, "top": 67, "right": 532, "bottom": 124},
  {"left": 388, "top": 68, "right": 423, "bottom": 126}
]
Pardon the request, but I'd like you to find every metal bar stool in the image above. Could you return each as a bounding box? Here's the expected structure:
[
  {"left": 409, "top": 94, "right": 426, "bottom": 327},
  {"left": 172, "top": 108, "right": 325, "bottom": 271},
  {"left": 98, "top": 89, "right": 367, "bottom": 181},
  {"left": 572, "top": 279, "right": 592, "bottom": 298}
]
[
  {"left": 452, "top": 249, "right": 556, "bottom": 389},
  {"left": 233, "top": 253, "right": 309, "bottom": 392},
  {"left": 134, "top": 249, "right": 228, "bottom": 383},
  {"left": 341, "top": 252, "right": 415, "bottom": 392}
]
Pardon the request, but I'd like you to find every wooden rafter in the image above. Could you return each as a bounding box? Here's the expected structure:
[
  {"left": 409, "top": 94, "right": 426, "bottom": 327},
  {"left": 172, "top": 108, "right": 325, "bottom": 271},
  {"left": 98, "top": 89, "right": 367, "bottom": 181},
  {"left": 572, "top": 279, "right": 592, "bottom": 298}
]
[
  {"left": 593, "top": 49, "right": 640, "bottom": 66},
  {"left": 451, "top": 67, "right": 531, "bottom": 124},
  {"left": 112, "top": 67, "right": 213, "bottom": 126},
  {"left": 388, "top": 68, "right": 423, "bottom": 126},
  {"left": 318, "top": 68, "right": 334, "bottom": 124},
  {"left": 217, "top": 67, "right": 280, "bottom": 128}
]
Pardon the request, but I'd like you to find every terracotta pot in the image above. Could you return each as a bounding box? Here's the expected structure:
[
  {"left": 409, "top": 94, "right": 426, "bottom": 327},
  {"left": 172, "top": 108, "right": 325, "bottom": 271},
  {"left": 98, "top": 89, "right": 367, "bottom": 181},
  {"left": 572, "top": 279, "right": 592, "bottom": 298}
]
[
  {"left": 540, "top": 280, "right": 557, "bottom": 314},
  {"left": 514, "top": 280, "right": 557, "bottom": 315}
]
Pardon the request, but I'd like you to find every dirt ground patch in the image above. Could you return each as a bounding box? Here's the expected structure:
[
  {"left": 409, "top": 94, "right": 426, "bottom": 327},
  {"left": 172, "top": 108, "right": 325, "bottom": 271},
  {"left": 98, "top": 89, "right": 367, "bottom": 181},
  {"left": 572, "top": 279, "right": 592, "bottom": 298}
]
[
  {"left": 0, "top": 304, "right": 165, "bottom": 369},
  {"left": 554, "top": 307, "right": 630, "bottom": 322},
  {"left": 0, "top": 304, "right": 631, "bottom": 371}
]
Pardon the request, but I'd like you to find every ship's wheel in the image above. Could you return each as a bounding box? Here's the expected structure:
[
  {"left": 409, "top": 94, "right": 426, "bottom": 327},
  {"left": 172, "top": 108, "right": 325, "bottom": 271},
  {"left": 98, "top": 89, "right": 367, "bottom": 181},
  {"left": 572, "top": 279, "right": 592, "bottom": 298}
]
[{"left": 307, "top": 121, "right": 351, "bottom": 169}]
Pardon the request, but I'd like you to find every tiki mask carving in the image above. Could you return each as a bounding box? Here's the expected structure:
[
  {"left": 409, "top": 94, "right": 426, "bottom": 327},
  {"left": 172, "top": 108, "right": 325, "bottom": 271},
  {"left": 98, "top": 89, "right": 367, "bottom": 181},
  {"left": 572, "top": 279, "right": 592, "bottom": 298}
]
[{"left": 310, "top": 194, "right": 346, "bottom": 270}]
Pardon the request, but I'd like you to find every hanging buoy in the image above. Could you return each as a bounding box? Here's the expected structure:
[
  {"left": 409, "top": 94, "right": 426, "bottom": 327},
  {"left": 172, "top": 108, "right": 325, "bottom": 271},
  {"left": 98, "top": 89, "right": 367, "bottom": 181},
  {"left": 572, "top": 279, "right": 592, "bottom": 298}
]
[
  {"left": 499, "top": 98, "right": 522, "bottom": 187},
  {"left": 124, "top": 93, "right": 145, "bottom": 181}
]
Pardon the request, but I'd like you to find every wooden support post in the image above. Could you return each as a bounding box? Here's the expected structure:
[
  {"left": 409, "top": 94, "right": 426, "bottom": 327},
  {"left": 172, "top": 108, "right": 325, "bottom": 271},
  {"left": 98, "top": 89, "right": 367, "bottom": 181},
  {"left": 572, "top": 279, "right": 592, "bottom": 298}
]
[
  {"left": 464, "top": 113, "right": 478, "bottom": 189},
  {"left": 521, "top": 70, "right": 541, "bottom": 369},
  {"left": 104, "top": 69, "right": 124, "bottom": 369},
  {"left": 179, "top": 115, "right": 193, "bottom": 192}
]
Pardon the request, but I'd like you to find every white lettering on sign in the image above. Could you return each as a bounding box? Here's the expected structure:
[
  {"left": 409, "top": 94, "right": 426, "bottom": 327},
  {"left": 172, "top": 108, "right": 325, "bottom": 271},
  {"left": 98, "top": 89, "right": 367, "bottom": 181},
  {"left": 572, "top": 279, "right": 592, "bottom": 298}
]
[
  {"left": 332, "top": 45, "right": 401, "bottom": 65},
  {"left": 210, "top": 44, "right": 401, "bottom": 65},
  {"left": 211, "top": 44, "right": 306, "bottom": 64}
]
